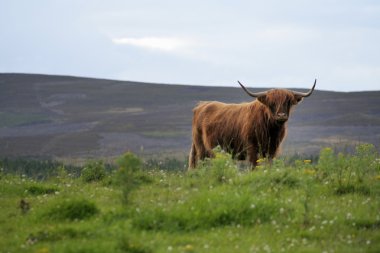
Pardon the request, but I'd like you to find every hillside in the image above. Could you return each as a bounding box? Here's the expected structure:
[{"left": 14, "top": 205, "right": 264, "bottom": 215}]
[{"left": 1, "top": 73, "right": 379, "bottom": 159}]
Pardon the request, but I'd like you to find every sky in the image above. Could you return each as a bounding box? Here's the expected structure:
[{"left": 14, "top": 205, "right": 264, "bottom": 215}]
[{"left": 1, "top": 0, "right": 380, "bottom": 91}]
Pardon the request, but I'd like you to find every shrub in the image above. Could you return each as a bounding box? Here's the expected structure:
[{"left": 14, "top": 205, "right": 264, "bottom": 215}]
[
  {"left": 116, "top": 152, "right": 145, "bottom": 204},
  {"left": 130, "top": 188, "right": 290, "bottom": 231},
  {"left": 26, "top": 184, "right": 59, "bottom": 195},
  {"left": 317, "top": 147, "right": 336, "bottom": 179},
  {"left": 0, "top": 157, "right": 82, "bottom": 179},
  {"left": 351, "top": 219, "right": 380, "bottom": 230},
  {"left": 44, "top": 199, "right": 99, "bottom": 221},
  {"left": 26, "top": 228, "right": 88, "bottom": 243},
  {"left": 117, "top": 152, "right": 142, "bottom": 173},
  {"left": 271, "top": 171, "right": 300, "bottom": 188},
  {"left": 317, "top": 144, "right": 379, "bottom": 195},
  {"left": 188, "top": 147, "right": 239, "bottom": 186},
  {"left": 144, "top": 157, "right": 187, "bottom": 171},
  {"left": 208, "top": 149, "right": 238, "bottom": 184},
  {"left": 118, "top": 237, "right": 151, "bottom": 253},
  {"left": 351, "top": 143, "right": 379, "bottom": 182},
  {"left": 335, "top": 184, "right": 371, "bottom": 195},
  {"left": 81, "top": 160, "right": 106, "bottom": 183}
]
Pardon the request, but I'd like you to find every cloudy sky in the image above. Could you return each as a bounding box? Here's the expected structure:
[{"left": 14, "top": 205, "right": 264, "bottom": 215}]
[{"left": 1, "top": 0, "right": 379, "bottom": 91}]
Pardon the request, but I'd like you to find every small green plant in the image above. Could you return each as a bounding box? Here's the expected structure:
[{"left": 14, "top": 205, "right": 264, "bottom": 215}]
[
  {"left": 56, "top": 165, "right": 70, "bottom": 183},
  {"left": 302, "top": 189, "right": 311, "bottom": 227},
  {"left": 189, "top": 146, "right": 239, "bottom": 186},
  {"left": 208, "top": 148, "right": 238, "bottom": 184},
  {"left": 335, "top": 184, "right": 370, "bottom": 195},
  {"left": 271, "top": 171, "right": 300, "bottom": 188},
  {"left": 26, "top": 228, "right": 87, "bottom": 243},
  {"left": 351, "top": 143, "right": 378, "bottom": 182},
  {"left": 44, "top": 199, "right": 99, "bottom": 221},
  {"left": 271, "top": 158, "right": 286, "bottom": 170},
  {"left": 26, "top": 184, "right": 59, "bottom": 195},
  {"left": 318, "top": 144, "right": 379, "bottom": 195},
  {"left": 116, "top": 152, "right": 144, "bottom": 204},
  {"left": 118, "top": 237, "right": 151, "bottom": 253},
  {"left": 317, "top": 147, "right": 335, "bottom": 179},
  {"left": 81, "top": 160, "right": 106, "bottom": 183},
  {"left": 130, "top": 184, "right": 291, "bottom": 231},
  {"left": 145, "top": 157, "right": 187, "bottom": 171},
  {"left": 0, "top": 157, "right": 82, "bottom": 179}
]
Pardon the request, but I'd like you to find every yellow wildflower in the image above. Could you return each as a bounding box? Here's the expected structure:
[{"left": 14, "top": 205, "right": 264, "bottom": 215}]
[
  {"left": 304, "top": 169, "right": 316, "bottom": 175},
  {"left": 35, "top": 248, "right": 50, "bottom": 253},
  {"left": 184, "top": 244, "right": 194, "bottom": 252},
  {"left": 303, "top": 160, "right": 312, "bottom": 164},
  {"left": 256, "top": 158, "right": 265, "bottom": 163}
]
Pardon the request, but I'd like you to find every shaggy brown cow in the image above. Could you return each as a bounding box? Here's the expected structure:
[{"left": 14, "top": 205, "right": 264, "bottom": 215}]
[{"left": 188, "top": 79, "right": 316, "bottom": 169}]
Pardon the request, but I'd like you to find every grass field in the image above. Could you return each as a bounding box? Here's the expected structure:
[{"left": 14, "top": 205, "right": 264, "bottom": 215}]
[{"left": 1, "top": 144, "right": 380, "bottom": 253}]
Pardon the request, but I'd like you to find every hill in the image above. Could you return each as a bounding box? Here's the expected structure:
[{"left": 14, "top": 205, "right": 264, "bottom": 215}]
[{"left": 0, "top": 73, "right": 379, "bottom": 160}]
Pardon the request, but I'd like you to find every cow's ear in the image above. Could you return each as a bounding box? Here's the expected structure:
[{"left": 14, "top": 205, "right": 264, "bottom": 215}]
[
  {"left": 257, "top": 95, "right": 268, "bottom": 105},
  {"left": 295, "top": 95, "right": 303, "bottom": 104}
]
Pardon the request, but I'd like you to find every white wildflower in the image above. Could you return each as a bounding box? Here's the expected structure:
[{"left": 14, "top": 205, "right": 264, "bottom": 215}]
[{"left": 263, "top": 244, "right": 271, "bottom": 253}]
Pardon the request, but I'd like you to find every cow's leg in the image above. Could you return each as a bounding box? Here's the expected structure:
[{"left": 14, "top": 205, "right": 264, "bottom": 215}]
[
  {"left": 189, "top": 128, "right": 207, "bottom": 169},
  {"left": 267, "top": 139, "right": 281, "bottom": 166},
  {"left": 267, "top": 152, "right": 276, "bottom": 166},
  {"left": 188, "top": 143, "right": 197, "bottom": 170},
  {"left": 267, "top": 128, "right": 285, "bottom": 165},
  {"left": 201, "top": 132, "right": 215, "bottom": 159},
  {"left": 204, "top": 144, "right": 215, "bottom": 159},
  {"left": 236, "top": 152, "right": 246, "bottom": 160},
  {"left": 247, "top": 146, "right": 258, "bottom": 169},
  {"left": 201, "top": 147, "right": 215, "bottom": 159}
]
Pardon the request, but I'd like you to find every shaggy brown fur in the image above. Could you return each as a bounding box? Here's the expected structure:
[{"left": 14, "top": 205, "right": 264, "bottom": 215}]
[{"left": 188, "top": 88, "right": 307, "bottom": 169}]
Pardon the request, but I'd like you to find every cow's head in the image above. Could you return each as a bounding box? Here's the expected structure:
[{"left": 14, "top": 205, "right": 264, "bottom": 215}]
[{"left": 238, "top": 79, "right": 316, "bottom": 123}]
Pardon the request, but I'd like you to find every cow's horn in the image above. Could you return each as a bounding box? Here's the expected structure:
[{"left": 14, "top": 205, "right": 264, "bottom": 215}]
[
  {"left": 237, "top": 81, "right": 267, "bottom": 97},
  {"left": 292, "top": 79, "right": 317, "bottom": 97}
]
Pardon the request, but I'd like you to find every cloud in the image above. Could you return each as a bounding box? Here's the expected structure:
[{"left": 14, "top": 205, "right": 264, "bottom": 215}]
[
  {"left": 254, "top": 25, "right": 317, "bottom": 44},
  {"left": 111, "top": 36, "right": 193, "bottom": 52}
]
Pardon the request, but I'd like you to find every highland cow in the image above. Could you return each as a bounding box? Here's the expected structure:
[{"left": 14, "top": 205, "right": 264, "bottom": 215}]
[{"left": 188, "top": 79, "right": 316, "bottom": 169}]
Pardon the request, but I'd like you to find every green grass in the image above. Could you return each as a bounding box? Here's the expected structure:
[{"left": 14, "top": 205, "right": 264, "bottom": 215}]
[
  {"left": 0, "top": 144, "right": 380, "bottom": 253},
  {"left": 25, "top": 184, "right": 59, "bottom": 195}
]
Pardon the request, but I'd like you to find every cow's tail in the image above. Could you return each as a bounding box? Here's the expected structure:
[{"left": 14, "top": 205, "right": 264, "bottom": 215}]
[{"left": 188, "top": 142, "right": 197, "bottom": 170}]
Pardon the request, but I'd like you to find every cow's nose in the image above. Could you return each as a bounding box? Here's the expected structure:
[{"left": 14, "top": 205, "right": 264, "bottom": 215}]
[{"left": 277, "top": 113, "right": 287, "bottom": 117}]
